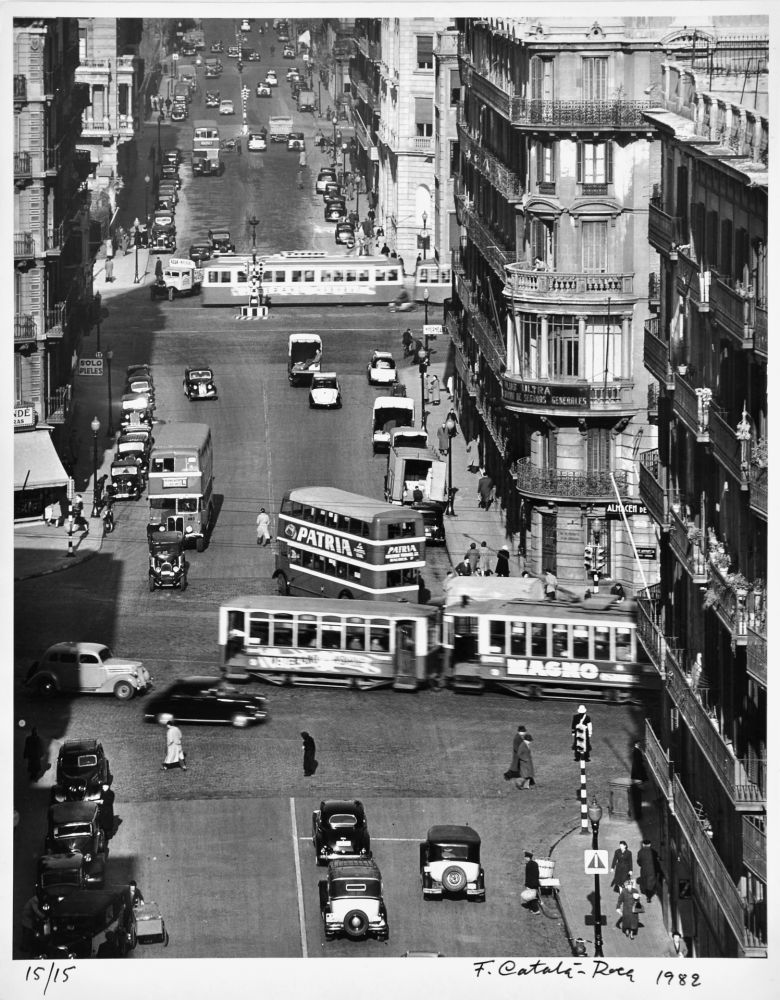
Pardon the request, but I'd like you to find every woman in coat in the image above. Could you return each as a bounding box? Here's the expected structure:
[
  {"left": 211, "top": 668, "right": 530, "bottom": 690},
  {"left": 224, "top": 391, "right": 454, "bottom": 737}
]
[
  {"left": 636, "top": 839, "right": 659, "bottom": 901},
  {"left": 495, "top": 547, "right": 511, "bottom": 577},
  {"left": 301, "top": 731, "right": 317, "bottom": 776},
  {"left": 618, "top": 877, "right": 641, "bottom": 939},
  {"left": 162, "top": 718, "right": 186, "bottom": 770},
  {"left": 515, "top": 734, "right": 536, "bottom": 789},
  {"left": 610, "top": 840, "right": 633, "bottom": 891}
]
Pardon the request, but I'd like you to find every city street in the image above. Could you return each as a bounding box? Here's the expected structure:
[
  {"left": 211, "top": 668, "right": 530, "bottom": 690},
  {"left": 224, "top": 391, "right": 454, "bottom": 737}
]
[{"left": 13, "top": 17, "right": 648, "bottom": 962}]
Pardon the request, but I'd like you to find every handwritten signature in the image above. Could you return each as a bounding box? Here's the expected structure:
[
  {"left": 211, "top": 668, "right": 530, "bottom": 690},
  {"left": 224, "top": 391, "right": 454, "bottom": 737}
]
[{"left": 473, "top": 959, "right": 636, "bottom": 982}]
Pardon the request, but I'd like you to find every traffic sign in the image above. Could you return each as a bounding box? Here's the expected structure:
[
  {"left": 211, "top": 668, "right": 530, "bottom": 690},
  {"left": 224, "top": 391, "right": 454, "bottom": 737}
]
[
  {"left": 584, "top": 850, "right": 609, "bottom": 874},
  {"left": 423, "top": 324, "right": 443, "bottom": 338},
  {"left": 78, "top": 358, "right": 104, "bottom": 376}
]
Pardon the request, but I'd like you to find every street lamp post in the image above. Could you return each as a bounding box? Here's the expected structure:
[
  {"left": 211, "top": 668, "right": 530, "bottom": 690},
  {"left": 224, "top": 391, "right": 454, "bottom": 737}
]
[
  {"left": 422, "top": 210, "right": 428, "bottom": 261},
  {"left": 588, "top": 798, "right": 605, "bottom": 958},
  {"left": 94, "top": 291, "right": 102, "bottom": 351},
  {"left": 144, "top": 174, "right": 150, "bottom": 225},
  {"left": 445, "top": 412, "right": 457, "bottom": 515},
  {"left": 133, "top": 237, "right": 140, "bottom": 284},
  {"left": 106, "top": 349, "right": 114, "bottom": 436},
  {"left": 341, "top": 142, "right": 348, "bottom": 187},
  {"left": 248, "top": 214, "right": 259, "bottom": 249},
  {"left": 424, "top": 287, "right": 429, "bottom": 327},
  {"left": 90, "top": 416, "right": 101, "bottom": 517},
  {"left": 332, "top": 115, "right": 338, "bottom": 165},
  {"left": 157, "top": 112, "right": 164, "bottom": 175}
]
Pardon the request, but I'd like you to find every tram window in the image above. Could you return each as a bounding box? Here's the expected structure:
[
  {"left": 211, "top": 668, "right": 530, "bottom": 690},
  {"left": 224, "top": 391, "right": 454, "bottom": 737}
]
[
  {"left": 248, "top": 613, "right": 270, "bottom": 646},
  {"left": 298, "top": 617, "right": 318, "bottom": 647},
  {"left": 291, "top": 270, "right": 302, "bottom": 283},
  {"left": 489, "top": 620, "right": 506, "bottom": 654},
  {"left": 236, "top": 271, "right": 247, "bottom": 283},
  {"left": 303, "top": 269, "right": 315, "bottom": 282},
  {"left": 510, "top": 621, "right": 526, "bottom": 655},
  {"left": 530, "top": 622, "right": 547, "bottom": 656},
  {"left": 333, "top": 269, "right": 344, "bottom": 282},
  {"left": 552, "top": 625, "right": 569, "bottom": 657},
  {"left": 345, "top": 270, "right": 357, "bottom": 282},
  {"left": 453, "top": 615, "right": 477, "bottom": 636},
  {"left": 320, "top": 270, "right": 332, "bottom": 283},
  {"left": 346, "top": 619, "right": 366, "bottom": 651},
  {"left": 322, "top": 617, "right": 342, "bottom": 650},
  {"left": 573, "top": 625, "right": 590, "bottom": 659},
  {"left": 397, "top": 621, "right": 416, "bottom": 652},
  {"left": 388, "top": 268, "right": 399, "bottom": 281},
  {"left": 274, "top": 270, "right": 285, "bottom": 282},
  {"left": 370, "top": 621, "right": 390, "bottom": 652},
  {"left": 615, "top": 627, "right": 632, "bottom": 661},
  {"left": 219, "top": 271, "right": 232, "bottom": 283},
  {"left": 440, "top": 269, "right": 451, "bottom": 282},
  {"left": 358, "top": 269, "right": 369, "bottom": 282},
  {"left": 262, "top": 270, "right": 272, "bottom": 282},
  {"left": 594, "top": 626, "right": 610, "bottom": 660},
  {"left": 375, "top": 269, "right": 386, "bottom": 282},
  {"left": 272, "top": 614, "right": 294, "bottom": 647}
]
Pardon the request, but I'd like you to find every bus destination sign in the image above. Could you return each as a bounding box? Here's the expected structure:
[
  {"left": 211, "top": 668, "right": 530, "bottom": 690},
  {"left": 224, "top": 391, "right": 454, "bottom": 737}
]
[{"left": 385, "top": 543, "right": 420, "bottom": 563}]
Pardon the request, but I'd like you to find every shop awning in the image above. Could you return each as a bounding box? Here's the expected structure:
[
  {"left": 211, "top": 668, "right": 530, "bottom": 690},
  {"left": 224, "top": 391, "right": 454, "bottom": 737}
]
[{"left": 14, "top": 430, "right": 69, "bottom": 491}]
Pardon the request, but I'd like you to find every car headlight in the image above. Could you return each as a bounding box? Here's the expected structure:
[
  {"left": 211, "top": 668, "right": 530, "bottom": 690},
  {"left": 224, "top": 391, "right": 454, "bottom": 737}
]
[
  {"left": 84, "top": 853, "right": 92, "bottom": 862},
  {"left": 185, "top": 525, "right": 193, "bottom": 533}
]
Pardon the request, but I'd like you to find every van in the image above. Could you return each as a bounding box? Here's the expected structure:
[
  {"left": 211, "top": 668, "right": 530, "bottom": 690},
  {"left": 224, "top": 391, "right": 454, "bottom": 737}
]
[
  {"left": 384, "top": 446, "right": 447, "bottom": 506},
  {"left": 372, "top": 397, "right": 415, "bottom": 453},
  {"left": 288, "top": 334, "right": 322, "bottom": 386},
  {"left": 269, "top": 115, "right": 294, "bottom": 142}
]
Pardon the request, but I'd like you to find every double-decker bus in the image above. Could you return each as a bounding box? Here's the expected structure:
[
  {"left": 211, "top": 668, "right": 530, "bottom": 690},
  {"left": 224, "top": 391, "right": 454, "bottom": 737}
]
[
  {"left": 219, "top": 595, "right": 440, "bottom": 690},
  {"left": 147, "top": 423, "right": 214, "bottom": 550},
  {"left": 200, "top": 252, "right": 406, "bottom": 306},
  {"left": 192, "top": 119, "right": 220, "bottom": 174},
  {"left": 441, "top": 578, "right": 659, "bottom": 702},
  {"left": 274, "top": 487, "right": 425, "bottom": 601}
]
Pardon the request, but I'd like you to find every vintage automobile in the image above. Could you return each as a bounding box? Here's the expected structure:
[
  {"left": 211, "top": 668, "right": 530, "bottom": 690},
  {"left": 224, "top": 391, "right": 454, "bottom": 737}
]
[
  {"left": 324, "top": 200, "right": 347, "bottom": 223},
  {"left": 160, "top": 162, "right": 181, "bottom": 187},
  {"left": 26, "top": 642, "right": 151, "bottom": 701},
  {"left": 183, "top": 366, "right": 218, "bottom": 400},
  {"left": 265, "top": 69, "right": 278, "bottom": 86},
  {"left": 205, "top": 64, "right": 221, "bottom": 79},
  {"left": 247, "top": 131, "right": 267, "bottom": 152},
  {"left": 316, "top": 167, "right": 337, "bottom": 193},
  {"left": 286, "top": 66, "right": 299, "bottom": 80},
  {"left": 109, "top": 458, "right": 143, "bottom": 501},
  {"left": 287, "top": 131, "right": 305, "bottom": 152},
  {"left": 205, "top": 90, "right": 220, "bottom": 108},
  {"left": 158, "top": 181, "right": 179, "bottom": 205},
  {"left": 210, "top": 40, "right": 223, "bottom": 53},
  {"left": 412, "top": 502, "right": 447, "bottom": 546},
  {"left": 124, "top": 373, "right": 155, "bottom": 404},
  {"left": 240, "top": 18, "right": 251, "bottom": 31},
  {"left": 149, "top": 213, "right": 176, "bottom": 253},
  {"left": 36, "top": 852, "right": 89, "bottom": 907},
  {"left": 367, "top": 351, "right": 398, "bottom": 387},
  {"left": 312, "top": 800, "right": 371, "bottom": 866},
  {"left": 119, "top": 393, "right": 153, "bottom": 432},
  {"left": 44, "top": 802, "right": 108, "bottom": 886},
  {"left": 170, "top": 105, "right": 187, "bottom": 123},
  {"left": 51, "top": 739, "right": 111, "bottom": 805},
  {"left": 144, "top": 676, "right": 268, "bottom": 727},
  {"left": 283, "top": 45, "right": 295, "bottom": 59},
  {"left": 335, "top": 221, "right": 355, "bottom": 247},
  {"left": 308, "top": 372, "right": 342, "bottom": 410},
  {"left": 114, "top": 434, "right": 150, "bottom": 478},
  {"left": 148, "top": 530, "right": 188, "bottom": 592},
  {"left": 126, "top": 363, "right": 152, "bottom": 382},
  {"left": 208, "top": 229, "right": 235, "bottom": 253},
  {"left": 33, "top": 885, "right": 139, "bottom": 959},
  {"left": 188, "top": 242, "right": 213, "bottom": 265},
  {"left": 163, "top": 148, "right": 183, "bottom": 167},
  {"left": 419, "top": 825, "right": 486, "bottom": 901},
  {"left": 319, "top": 858, "right": 389, "bottom": 941},
  {"left": 322, "top": 181, "right": 344, "bottom": 202},
  {"left": 150, "top": 258, "right": 203, "bottom": 300},
  {"left": 247, "top": 49, "right": 261, "bottom": 61},
  {"left": 219, "top": 98, "right": 235, "bottom": 115},
  {"left": 227, "top": 44, "right": 240, "bottom": 58},
  {"left": 288, "top": 333, "right": 322, "bottom": 386},
  {"left": 256, "top": 82, "right": 272, "bottom": 98},
  {"left": 389, "top": 428, "right": 428, "bottom": 450},
  {"left": 155, "top": 196, "right": 176, "bottom": 216}
]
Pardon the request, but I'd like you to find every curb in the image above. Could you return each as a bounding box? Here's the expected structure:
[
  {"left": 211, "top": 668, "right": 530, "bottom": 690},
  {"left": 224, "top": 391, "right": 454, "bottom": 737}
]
[{"left": 14, "top": 546, "right": 100, "bottom": 583}]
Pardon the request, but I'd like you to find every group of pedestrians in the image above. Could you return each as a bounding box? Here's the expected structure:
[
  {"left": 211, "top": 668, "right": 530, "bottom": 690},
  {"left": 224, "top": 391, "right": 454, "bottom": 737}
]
[
  {"left": 609, "top": 837, "right": 662, "bottom": 941},
  {"left": 453, "top": 541, "right": 511, "bottom": 578},
  {"left": 505, "top": 723, "right": 535, "bottom": 790}
]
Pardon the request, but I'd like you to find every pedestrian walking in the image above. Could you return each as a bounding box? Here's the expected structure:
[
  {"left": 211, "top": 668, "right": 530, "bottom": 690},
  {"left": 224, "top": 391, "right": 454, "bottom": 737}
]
[
  {"left": 104, "top": 256, "right": 114, "bottom": 283},
  {"left": 523, "top": 851, "right": 541, "bottom": 914},
  {"left": 99, "top": 784, "right": 115, "bottom": 840},
  {"left": 610, "top": 840, "right": 633, "bottom": 892},
  {"left": 617, "top": 876, "right": 642, "bottom": 939},
  {"left": 23, "top": 726, "right": 43, "bottom": 781},
  {"left": 465, "top": 542, "right": 480, "bottom": 574},
  {"left": 571, "top": 704, "right": 592, "bottom": 761},
  {"left": 465, "top": 437, "right": 479, "bottom": 472},
  {"left": 155, "top": 257, "right": 163, "bottom": 280},
  {"left": 504, "top": 724, "right": 528, "bottom": 780},
  {"left": 495, "top": 546, "right": 510, "bottom": 577},
  {"left": 515, "top": 732, "right": 536, "bottom": 789},
  {"left": 636, "top": 839, "right": 660, "bottom": 902},
  {"left": 72, "top": 494, "right": 88, "bottom": 534},
  {"left": 544, "top": 567, "right": 557, "bottom": 600},
  {"left": 436, "top": 422, "right": 450, "bottom": 457},
  {"left": 44, "top": 503, "right": 58, "bottom": 526},
  {"left": 455, "top": 556, "right": 472, "bottom": 577},
  {"left": 161, "top": 717, "right": 186, "bottom": 770},
  {"left": 477, "top": 471, "right": 494, "bottom": 510},
  {"left": 256, "top": 508, "right": 271, "bottom": 546},
  {"left": 301, "top": 731, "right": 317, "bottom": 776},
  {"left": 667, "top": 931, "right": 688, "bottom": 958},
  {"left": 478, "top": 541, "right": 491, "bottom": 577}
]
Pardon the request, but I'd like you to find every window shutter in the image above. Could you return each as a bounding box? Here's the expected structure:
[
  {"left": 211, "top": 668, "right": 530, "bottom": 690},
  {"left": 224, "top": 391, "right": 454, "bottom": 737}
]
[
  {"left": 576, "top": 142, "right": 583, "bottom": 183},
  {"left": 606, "top": 142, "right": 613, "bottom": 183},
  {"left": 415, "top": 97, "right": 433, "bottom": 125},
  {"left": 531, "top": 57, "right": 543, "bottom": 100},
  {"left": 27, "top": 266, "right": 43, "bottom": 313},
  {"left": 416, "top": 35, "right": 433, "bottom": 68}
]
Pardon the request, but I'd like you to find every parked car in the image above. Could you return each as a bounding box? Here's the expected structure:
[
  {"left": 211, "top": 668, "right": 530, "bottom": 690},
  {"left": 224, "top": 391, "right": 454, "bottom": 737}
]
[
  {"left": 367, "top": 351, "right": 398, "bottom": 387},
  {"left": 256, "top": 82, "right": 272, "bottom": 97},
  {"left": 411, "top": 502, "right": 446, "bottom": 546},
  {"left": 205, "top": 91, "right": 220, "bottom": 108},
  {"left": 419, "top": 825, "right": 486, "bottom": 901},
  {"left": 319, "top": 859, "right": 389, "bottom": 941},
  {"left": 126, "top": 363, "right": 152, "bottom": 382},
  {"left": 163, "top": 148, "right": 183, "bottom": 167},
  {"left": 308, "top": 372, "right": 342, "bottom": 409},
  {"left": 160, "top": 163, "right": 181, "bottom": 187},
  {"left": 287, "top": 132, "right": 305, "bottom": 151},
  {"left": 265, "top": 69, "right": 278, "bottom": 86},
  {"left": 51, "top": 739, "right": 112, "bottom": 805},
  {"left": 33, "top": 885, "right": 138, "bottom": 959},
  {"left": 323, "top": 184, "right": 345, "bottom": 203},
  {"left": 283, "top": 45, "right": 295, "bottom": 59},
  {"left": 219, "top": 99, "right": 235, "bottom": 115},
  {"left": 312, "top": 800, "right": 371, "bottom": 866},
  {"left": 44, "top": 802, "right": 108, "bottom": 886},
  {"left": 183, "top": 366, "right": 218, "bottom": 400},
  {"left": 26, "top": 642, "right": 151, "bottom": 701},
  {"left": 208, "top": 229, "right": 235, "bottom": 253},
  {"left": 316, "top": 168, "right": 337, "bottom": 194},
  {"left": 170, "top": 105, "right": 187, "bottom": 123},
  {"left": 36, "top": 852, "right": 89, "bottom": 907},
  {"left": 188, "top": 242, "right": 213, "bottom": 265},
  {"left": 324, "top": 200, "right": 347, "bottom": 222},
  {"left": 247, "top": 131, "right": 267, "bottom": 152},
  {"left": 125, "top": 373, "right": 155, "bottom": 402},
  {"left": 227, "top": 45, "right": 240, "bottom": 58},
  {"left": 247, "top": 49, "right": 261, "bottom": 61},
  {"left": 335, "top": 221, "right": 355, "bottom": 246},
  {"left": 143, "top": 677, "right": 269, "bottom": 727},
  {"left": 210, "top": 40, "right": 223, "bottom": 53},
  {"left": 286, "top": 66, "right": 300, "bottom": 80}
]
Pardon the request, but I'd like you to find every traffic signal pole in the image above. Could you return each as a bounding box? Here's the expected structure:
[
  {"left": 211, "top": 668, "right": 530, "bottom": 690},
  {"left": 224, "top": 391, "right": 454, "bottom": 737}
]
[{"left": 580, "top": 759, "right": 589, "bottom": 835}]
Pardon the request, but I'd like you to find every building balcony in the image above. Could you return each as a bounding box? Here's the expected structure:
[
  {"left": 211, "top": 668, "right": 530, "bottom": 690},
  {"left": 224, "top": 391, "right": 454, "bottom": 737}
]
[
  {"left": 503, "top": 262, "right": 634, "bottom": 305},
  {"left": 749, "top": 464, "right": 767, "bottom": 520},
  {"left": 746, "top": 624, "right": 767, "bottom": 688},
  {"left": 708, "top": 404, "right": 748, "bottom": 487},
  {"left": 636, "top": 583, "right": 676, "bottom": 680},
  {"left": 648, "top": 271, "right": 660, "bottom": 311},
  {"left": 396, "top": 135, "right": 433, "bottom": 154},
  {"left": 14, "top": 151, "right": 32, "bottom": 181},
  {"left": 14, "top": 314, "right": 38, "bottom": 343},
  {"left": 675, "top": 249, "right": 710, "bottom": 311},
  {"left": 742, "top": 815, "right": 766, "bottom": 883},
  {"left": 14, "top": 232, "right": 36, "bottom": 260},
  {"left": 44, "top": 223, "right": 66, "bottom": 256},
  {"left": 458, "top": 200, "right": 519, "bottom": 281},
  {"left": 457, "top": 121, "right": 524, "bottom": 202},
  {"left": 14, "top": 74, "right": 27, "bottom": 104},
  {"left": 672, "top": 372, "right": 711, "bottom": 443},
  {"left": 704, "top": 560, "right": 753, "bottom": 646},
  {"left": 753, "top": 305, "right": 767, "bottom": 359},
  {"left": 710, "top": 275, "right": 755, "bottom": 349},
  {"left": 647, "top": 382, "right": 659, "bottom": 423},
  {"left": 638, "top": 449, "right": 673, "bottom": 531},
  {"left": 75, "top": 59, "right": 112, "bottom": 82},
  {"left": 467, "top": 302, "right": 507, "bottom": 375},
  {"left": 45, "top": 384, "right": 71, "bottom": 425},
  {"left": 643, "top": 719, "right": 673, "bottom": 804},
  {"left": 648, "top": 202, "right": 682, "bottom": 258},
  {"left": 672, "top": 775, "right": 766, "bottom": 956},
  {"left": 44, "top": 302, "right": 67, "bottom": 339},
  {"left": 80, "top": 116, "right": 113, "bottom": 138},
  {"left": 511, "top": 457, "right": 627, "bottom": 502},
  {"left": 474, "top": 389, "right": 510, "bottom": 460},
  {"left": 669, "top": 506, "right": 708, "bottom": 583},
  {"left": 643, "top": 316, "right": 675, "bottom": 390},
  {"left": 508, "top": 97, "right": 653, "bottom": 130},
  {"left": 666, "top": 657, "right": 766, "bottom": 808},
  {"left": 458, "top": 56, "right": 510, "bottom": 118}
]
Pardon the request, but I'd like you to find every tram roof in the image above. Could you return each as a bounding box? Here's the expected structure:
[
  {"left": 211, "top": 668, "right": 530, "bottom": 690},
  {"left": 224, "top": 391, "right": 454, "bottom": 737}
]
[
  {"left": 445, "top": 594, "right": 639, "bottom": 622},
  {"left": 222, "top": 595, "right": 438, "bottom": 619},
  {"left": 285, "top": 486, "right": 422, "bottom": 519}
]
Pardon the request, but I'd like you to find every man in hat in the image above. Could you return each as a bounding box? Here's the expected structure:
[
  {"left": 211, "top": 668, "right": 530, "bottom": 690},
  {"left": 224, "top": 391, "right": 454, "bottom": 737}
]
[
  {"left": 256, "top": 507, "right": 271, "bottom": 546},
  {"left": 523, "top": 851, "right": 541, "bottom": 913},
  {"left": 571, "top": 705, "right": 592, "bottom": 761}
]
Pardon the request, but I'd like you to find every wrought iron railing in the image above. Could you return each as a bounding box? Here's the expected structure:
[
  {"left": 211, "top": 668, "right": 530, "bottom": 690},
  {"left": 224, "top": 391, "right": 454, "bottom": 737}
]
[
  {"left": 512, "top": 457, "right": 626, "bottom": 500},
  {"left": 711, "top": 274, "right": 755, "bottom": 348},
  {"left": 673, "top": 372, "right": 711, "bottom": 442},
  {"left": 643, "top": 719, "right": 673, "bottom": 802},
  {"left": 457, "top": 120, "right": 524, "bottom": 201},
  {"left": 648, "top": 202, "right": 682, "bottom": 256},
  {"left": 669, "top": 506, "right": 708, "bottom": 582},
  {"left": 14, "top": 151, "right": 32, "bottom": 178},
  {"left": 742, "top": 815, "right": 766, "bottom": 883},
  {"left": 643, "top": 317, "right": 674, "bottom": 388},
  {"left": 44, "top": 301, "right": 67, "bottom": 336},
  {"left": 708, "top": 404, "right": 747, "bottom": 485},
  {"left": 746, "top": 625, "right": 767, "bottom": 687},
  {"left": 508, "top": 98, "right": 653, "bottom": 129},
  {"left": 753, "top": 305, "right": 767, "bottom": 357},
  {"left": 676, "top": 248, "right": 710, "bottom": 310},
  {"left": 749, "top": 465, "right": 767, "bottom": 519},
  {"left": 14, "top": 232, "right": 35, "bottom": 257},
  {"left": 45, "top": 384, "right": 71, "bottom": 425},
  {"left": 636, "top": 583, "right": 673, "bottom": 679},
  {"left": 14, "top": 314, "right": 37, "bottom": 342},
  {"left": 457, "top": 196, "right": 518, "bottom": 279},
  {"left": 639, "top": 449, "right": 672, "bottom": 530}
]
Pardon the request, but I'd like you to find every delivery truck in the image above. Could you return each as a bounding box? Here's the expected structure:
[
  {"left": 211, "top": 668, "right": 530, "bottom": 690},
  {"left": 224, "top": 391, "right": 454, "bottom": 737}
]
[
  {"left": 269, "top": 115, "right": 294, "bottom": 142},
  {"left": 297, "top": 89, "right": 316, "bottom": 113},
  {"left": 384, "top": 446, "right": 448, "bottom": 506}
]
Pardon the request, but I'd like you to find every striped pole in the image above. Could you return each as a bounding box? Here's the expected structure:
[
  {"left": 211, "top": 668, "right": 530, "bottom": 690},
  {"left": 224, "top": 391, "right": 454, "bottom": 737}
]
[
  {"left": 580, "top": 759, "right": 589, "bottom": 834},
  {"left": 66, "top": 477, "right": 75, "bottom": 558}
]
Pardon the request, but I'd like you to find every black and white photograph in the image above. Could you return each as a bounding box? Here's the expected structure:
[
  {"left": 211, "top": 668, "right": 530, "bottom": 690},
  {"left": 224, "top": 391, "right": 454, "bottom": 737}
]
[{"left": 6, "top": 2, "right": 774, "bottom": 997}]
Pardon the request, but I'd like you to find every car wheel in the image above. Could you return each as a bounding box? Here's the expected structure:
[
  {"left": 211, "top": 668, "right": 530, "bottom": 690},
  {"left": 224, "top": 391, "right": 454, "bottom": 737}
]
[
  {"left": 441, "top": 865, "right": 468, "bottom": 892},
  {"left": 37, "top": 677, "right": 58, "bottom": 697},
  {"left": 343, "top": 909, "right": 369, "bottom": 939},
  {"left": 196, "top": 536, "right": 205, "bottom": 553},
  {"left": 114, "top": 680, "right": 134, "bottom": 701},
  {"left": 231, "top": 713, "right": 250, "bottom": 728},
  {"left": 276, "top": 573, "right": 289, "bottom": 596}
]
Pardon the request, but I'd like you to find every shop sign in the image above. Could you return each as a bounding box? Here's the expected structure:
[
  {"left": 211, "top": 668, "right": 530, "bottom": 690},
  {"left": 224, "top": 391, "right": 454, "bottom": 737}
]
[
  {"left": 13, "top": 405, "right": 37, "bottom": 430},
  {"left": 423, "top": 325, "right": 443, "bottom": 339},
  {"left": 503, "top": 379, "right": 590, "bottom": 409},
  {"left": 78, "top": 358, "right": 104, "bottom": 376},
  {"left": 605, "top": 501, "right": 648, "bottom": 518},
  {"left": 284, "top": 523, "right": 366, "bottom": 560},
  {"left": 636, "top": 546, "right": 657, "bottom": 559}
]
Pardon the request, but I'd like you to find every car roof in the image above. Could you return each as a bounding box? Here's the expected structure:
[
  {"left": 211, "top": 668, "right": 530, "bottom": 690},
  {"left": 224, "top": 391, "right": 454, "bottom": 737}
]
[
  {"left": 327, "top": 858, "right": 381, "bottom": 878},
  {"left": 49, "top": 801, "right": 100, "bottom": 823},
  {"left": 321, "top": 799, "right": 364, "bottom": 818},
  {"left": 60, "top": 739, "right": 100, "bottom": 754},
  {"left": 44, "top": 641, "right": 107, "bottom": 656},
  {"left": 313, "top": 371, "right": 338, "bottom": 379},
  {"left": 372, "top": 351, "right": 393, "bottom": 360},
  {"left": 39, "top": 851, "right": 86, "bottom": 871},
  {"left": 425, "top": 824, "right": 481, "bottom": 845},
  {"left": 186, "top": 366, "right": 214, "bottom": 373}
]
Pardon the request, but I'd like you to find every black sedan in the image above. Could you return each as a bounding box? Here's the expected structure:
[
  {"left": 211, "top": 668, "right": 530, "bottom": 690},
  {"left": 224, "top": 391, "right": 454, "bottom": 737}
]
[
  {"left": 144, "top": 677, "right": 269, "bottom": 727},
  {"left": 335, "top": 221, "right": 355, "bottom": 245},
  {"left": 188, "top": 242, "right": 212, "bottom": 265},
  {"left": 208, "top": 229, "right": 235, "bottom": 253},
  {"left": 183, "top": 366, "right": 218, "bottom": 400},
  {"left": 312, "top": 800, "right": 372, "bottom": 865},
  {"left": 51, "top": 739, "right": 112, "bottom": 804},
  {"left": 324, "top": 200, "right": 347, "bottom": 222}
]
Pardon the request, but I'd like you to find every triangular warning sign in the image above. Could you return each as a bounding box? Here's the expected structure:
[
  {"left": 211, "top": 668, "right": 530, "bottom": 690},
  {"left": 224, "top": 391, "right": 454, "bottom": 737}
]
[
  {"left": 587, "top": 856, "right": 605, "bottom": 871},
  {"left": 584, "top": 849, "right": 609, "bottom": 874}
]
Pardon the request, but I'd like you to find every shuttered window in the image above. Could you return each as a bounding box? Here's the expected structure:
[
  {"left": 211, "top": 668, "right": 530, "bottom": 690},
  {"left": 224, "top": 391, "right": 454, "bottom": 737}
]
[
  {"left": 530, "top": 57, "right": 554, "bottom": 100},
  {"left": 415, "top": 97, "right": 433, "bottom": 137},
  {"left": 582, "top": 58, "right": 607, "bottom": 100},
  {"left": 719, "top": 218, "right": 733, "bottom": 277},
  {"left": 416, "top": 35, "right": 433, "bottom": 69},
  {"left": 587, "top": 428, "right": 611, "bottom": 473},
  {"left": 538, "top": 143, "right": 556, "bottom": 183},
  {"left": 576, "top": 142, "right": 613, "bottom": 184},
  {"left": 581, "top": 221, "right": 607, "bottom": 272}
]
